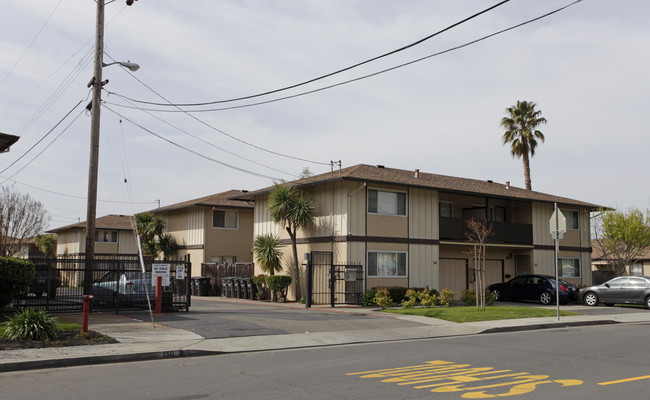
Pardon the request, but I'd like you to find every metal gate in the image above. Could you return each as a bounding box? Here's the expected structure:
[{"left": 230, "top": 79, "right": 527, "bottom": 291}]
[
  {"left": 309, "top": 251, "right": 364, "bottom": 307},
  {"left": 10, "top": 255, "right": 192, "bottom": 313}
]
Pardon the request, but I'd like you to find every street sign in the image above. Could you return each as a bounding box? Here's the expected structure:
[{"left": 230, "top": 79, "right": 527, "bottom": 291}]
[
  {"left": 550, "top": 208, "right": 566, "bottom": 239},
  {"left": 152, "top": 263, "right": 171, "bottom": 286}
]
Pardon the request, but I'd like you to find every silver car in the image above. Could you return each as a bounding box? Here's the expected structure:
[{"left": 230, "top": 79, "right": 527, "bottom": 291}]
[
  {"left": 580, "top": 276, "right": 650, "bottom": 309},
  {"left": 92, "top": 271, "right": 153, "bottom": 306}
]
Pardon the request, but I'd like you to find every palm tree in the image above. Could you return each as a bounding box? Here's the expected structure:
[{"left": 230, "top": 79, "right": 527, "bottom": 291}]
[
  {"left": 157, "top": 233, "right": 179, "bottom": 261},
  {"left": 268, "top": 184, "right": 316, "bottom": 300},
  {"left": 135, "top": 212, "right": 165, "bottom": 258},
  {"left": 500, "top": 100, "right": 547, "bottom": 190},
  {"left": 252, "top": 233, "right": 284, "bottom": 276}
]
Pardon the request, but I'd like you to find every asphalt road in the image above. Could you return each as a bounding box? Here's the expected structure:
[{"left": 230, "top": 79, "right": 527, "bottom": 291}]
[{"left": 2, "top": 322, "right": 649, "bottom": 399}]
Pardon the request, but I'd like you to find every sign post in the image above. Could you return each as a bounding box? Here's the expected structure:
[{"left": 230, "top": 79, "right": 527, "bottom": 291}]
[{"left": 549, "top": 204, "right": 566, "bottom": 321}]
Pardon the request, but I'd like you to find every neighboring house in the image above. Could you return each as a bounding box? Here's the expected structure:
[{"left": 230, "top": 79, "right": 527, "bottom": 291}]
[
  {"left": 149, "top": 190, "right": 254, "bottom": 264},
  {"left": 48, "top": 214, "right": 138, "bottom": 256},
  {"left": 591, "top": 240, "right": 650, "bottom": 276},
  {"left": 233, "top": 164, "right": 603, "bottom": 300}
]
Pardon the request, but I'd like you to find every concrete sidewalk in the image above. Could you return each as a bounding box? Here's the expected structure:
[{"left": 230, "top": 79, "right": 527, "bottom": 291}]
[{"left": 2, "top": 298, "right": 649, "bottom": 373}]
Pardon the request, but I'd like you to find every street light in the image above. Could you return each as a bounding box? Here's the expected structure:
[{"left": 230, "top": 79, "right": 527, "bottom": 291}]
[
  {"left": 102, "top": 61, "right": 140, "bottom": 71},
  {"left": 84, "top": 0, "right": 138, "bottom": 294}
]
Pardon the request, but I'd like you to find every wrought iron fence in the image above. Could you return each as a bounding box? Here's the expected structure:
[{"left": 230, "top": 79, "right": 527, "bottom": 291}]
[{"left": 10, "top": 255, "right": 191, "bottom": 313}]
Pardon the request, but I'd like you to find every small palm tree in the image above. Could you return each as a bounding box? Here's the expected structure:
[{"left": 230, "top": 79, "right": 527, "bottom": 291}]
[
  {"left": 500, "top": 100, "right": 547, "bottom": 190},
  {"left": 268, "top": 184, "right": 316, "bottom": 300},
  {"left": 135, "top": 212, "right": 165, "bottom": 258},
  {"left": 252, "top": 234, "right": 284, "bottom": 276},
  {"left": 158, "top": 233, "right": 179, "bottom": 261}
]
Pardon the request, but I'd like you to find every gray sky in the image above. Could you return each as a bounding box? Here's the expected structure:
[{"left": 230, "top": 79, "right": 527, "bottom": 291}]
[{"left": 1, "top": 0, "right": 649, "bottom": 230}]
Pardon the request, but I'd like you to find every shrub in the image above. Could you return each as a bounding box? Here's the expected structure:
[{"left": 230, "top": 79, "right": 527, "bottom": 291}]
[
  {"left": 0, "top": 257, "right": 35, "bottom": 309},
  {"left": 252, "top": 274, "right": 268, "bottom": 300},
  {"left": 374, "top": 289, "right": 394, "bottom": 309},
  {"left": 2, "top": 309, "right": 59, "bottom": 341},
  {"left": 401, "top": 289, "right": 419, "bottom": 309},
  {"left": 439, "top": 288, "right": 456, "bottom": 307},
  {"left": 461, "top": 289, "right": 496, "bottom": 306},
  {"left": 362, "top": 288, "right": 378, "bottom": 306},
  {"left": 419, "top": 289, "right": 439, "bottom": 307},
  {"left": 265, "top": 275, "right": 292, "bottom": 302}
]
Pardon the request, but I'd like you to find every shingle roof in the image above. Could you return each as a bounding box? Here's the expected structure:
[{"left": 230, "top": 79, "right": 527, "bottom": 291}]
[
  {"left": 232, "top": 164, "right": 604, "bottom": 209},
  {"left": 150, "top": 189, "right": 254, "bottom": 213},
  {"left": 48, "top": 214, "right": 134, "bottom": 233},
  {"left": 592, "top": 240, "right": 650, "bottom": 261}
]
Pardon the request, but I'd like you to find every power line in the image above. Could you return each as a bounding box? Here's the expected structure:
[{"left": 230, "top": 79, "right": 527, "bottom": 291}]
[
  {"left": 106, "top": 0, "right": 583, "bottom": 114},
  {"left": 105, "top": 53, "right": 330, "bottom": 166},
  {"left": 103, "top": 105, "right": 282, "bottom": 181},
  {"left": 108, "top": 0, "right": 511, "bottom": 108}
]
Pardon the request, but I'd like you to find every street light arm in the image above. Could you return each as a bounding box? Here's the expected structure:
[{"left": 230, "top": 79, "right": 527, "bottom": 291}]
[{"left": 102, "top": 61, "right": 140, "bottom": 71}]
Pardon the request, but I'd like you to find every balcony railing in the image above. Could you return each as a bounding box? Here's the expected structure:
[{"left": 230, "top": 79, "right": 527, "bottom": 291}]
[{"left": 439, "top": 217, "right": 532, "bottom": 244}]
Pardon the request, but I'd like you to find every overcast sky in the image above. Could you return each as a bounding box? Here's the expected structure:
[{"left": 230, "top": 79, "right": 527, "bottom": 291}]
[{"left": 1, "top": 0, "right": 649, "bottom": 230}]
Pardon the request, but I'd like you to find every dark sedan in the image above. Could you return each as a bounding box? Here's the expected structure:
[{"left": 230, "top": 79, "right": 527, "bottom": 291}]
[
  {"left": 580, "top": 276, "right": 650, "bottom": 309},
  {"left": 488, "top": 274, "right": 579, "bottom": 305}
]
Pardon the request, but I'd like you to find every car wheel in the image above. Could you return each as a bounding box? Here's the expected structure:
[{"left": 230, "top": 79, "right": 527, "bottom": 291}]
[
  {"left": 539, "top": 291, "right": 552, "bottom": 305},
  {"left": 492, "top": 289, "right": 502, "bottom": 301},
  {"left": 584, "top": 292, "right": 599, "bottom": 307},
  {"left": 645, "top": 296, "right": 650, "bottom": 310}
]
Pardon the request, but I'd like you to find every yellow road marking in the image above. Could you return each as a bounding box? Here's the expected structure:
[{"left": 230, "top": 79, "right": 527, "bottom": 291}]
[{"left": 598, "top": 375, "right": 650, "bottom": 386}]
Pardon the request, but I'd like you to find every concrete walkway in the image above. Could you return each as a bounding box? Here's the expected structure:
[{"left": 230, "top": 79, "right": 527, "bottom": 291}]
[{"left": 2, "top": 298, "right": 649, "bottom": 373}]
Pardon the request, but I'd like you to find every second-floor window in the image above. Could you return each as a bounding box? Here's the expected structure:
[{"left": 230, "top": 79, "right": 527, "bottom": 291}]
[
  {"left": 213, "top": 209, "right": 238, "bottom": 229},
  {"left": 564, "top": 210, "right": 579, "bottom": 230},
  {"left": 439, "top": 201, "right": 453, "bottom": 218},
  {"left": 368, "top": 189, "right": 407, "bottom": 216},
  {"left": 95, "top": 230, "right": 117, "bottom": 243}
]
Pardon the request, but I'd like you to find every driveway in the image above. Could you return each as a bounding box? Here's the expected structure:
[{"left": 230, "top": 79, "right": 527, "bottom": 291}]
[{"left": 123, "top": 297, "right": 426, "bottom": 339}]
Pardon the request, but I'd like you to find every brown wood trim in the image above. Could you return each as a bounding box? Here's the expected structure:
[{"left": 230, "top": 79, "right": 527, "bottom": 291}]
[
  {"left": 533, "top": 244, "right": 592, "bottom": 253},
  {"left": 178, "top": 244, "right": 204, "bottom": 250},
  {"left": 289, "top": 235, "right": 440, "bottom": 246}
]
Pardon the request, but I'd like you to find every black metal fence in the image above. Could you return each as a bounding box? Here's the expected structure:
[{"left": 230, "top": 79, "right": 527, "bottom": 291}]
[
  {"left": 310, "top": 251, "right": 364, "bottom": 306},
  {"left": 11, "top": 255, "right": 191, "bottom": 313}
]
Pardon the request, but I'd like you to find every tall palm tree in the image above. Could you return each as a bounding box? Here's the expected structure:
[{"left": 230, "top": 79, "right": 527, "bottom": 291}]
[
  {"left": 268, "top": 184, "right": 316, "bottom": 300},
  {"left": 135, "top": 212, "right": 165, "bottom": 258},
  {"left": 500, "top": 100, "right": 547, "bottom": 190},
  {"left": 157, "top": 233, "right": 179, "bottom": 261},
  {"left": 252, "top": 233, "right": 284, "bottom": 276}
]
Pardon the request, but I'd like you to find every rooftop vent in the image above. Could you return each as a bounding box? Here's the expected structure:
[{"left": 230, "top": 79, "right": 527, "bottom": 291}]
[
  {"left": 505, "top": 181, "right": 510, "bottom": 190},
  {"left": 415, "top": 169, "right": 420, "bottom": 178},
  {"left": 376, "top": 165, "right": 385, "bottom": 169}
]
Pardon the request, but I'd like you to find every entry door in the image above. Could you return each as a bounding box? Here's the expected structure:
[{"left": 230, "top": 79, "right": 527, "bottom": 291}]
[{"left": 515, "top": 256, "right": 531, "bottom": 276}]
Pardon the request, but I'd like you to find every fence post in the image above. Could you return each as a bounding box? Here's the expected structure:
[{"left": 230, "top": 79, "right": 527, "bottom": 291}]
[
  {"left": 186, "top": 254, "right": 191, "bottom": 311},
  {"left": 330, "top": 263, "right": 336, "bottom": 308},
  {"left": 305, "top": 253, "right": 312, "bottom": 309}
]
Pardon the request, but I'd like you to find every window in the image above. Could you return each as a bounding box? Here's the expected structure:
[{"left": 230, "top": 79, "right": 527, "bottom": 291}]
[
  {"left": 367, "top": 251, "right": 407, "bottom": 277},
  {"left": 630, "top": 262, "right": 643, "bottom": 276},
  {"left": 212, "top": 209, "right": 238, "bottom": 229},
  {"left": 211, "top": 255, "right": 236, "bottom": 264},
  {"left": 558, "top": 258, "right": 580, "bottom": 278},
  {"left": 95, "top": 230, "right": 117, "bottom": 243},
  {"left": 439, "top": 201, "right": 453, "bottom": 218},
  {"left": 368, "top": 189, "right": 406, "bottom": 216},
  {"left": 564, "top": 210, "right": 579, "bottom": 230}
]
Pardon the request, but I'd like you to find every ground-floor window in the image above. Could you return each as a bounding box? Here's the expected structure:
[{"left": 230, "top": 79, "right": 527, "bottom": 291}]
[
  {"left": 367, "top": 251, "right": 407, "bottom": 277},
  {"left": 558, "top": 257, "right": 580, "bottom": 278}
]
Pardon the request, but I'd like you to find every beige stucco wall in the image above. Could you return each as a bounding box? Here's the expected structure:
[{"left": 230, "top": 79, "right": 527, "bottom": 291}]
[{"left": 204, "top": 207, "right": 254, "bottom": 263}]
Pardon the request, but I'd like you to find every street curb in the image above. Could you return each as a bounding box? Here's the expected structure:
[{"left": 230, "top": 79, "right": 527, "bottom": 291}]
[
  {"left": 479, "top": 319, "right": 619, "bottom": 334},
  {"left": 0, "top": 349, "right": 220, "bottom": 373}
]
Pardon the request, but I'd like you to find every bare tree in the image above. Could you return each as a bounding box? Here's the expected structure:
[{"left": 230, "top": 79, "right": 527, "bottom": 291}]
[
  {"left": 0, "top": 186, "right": 51, "bottom": 257},
  {"left": 466, "top": 218, "right": 494, "bottom": 310}
]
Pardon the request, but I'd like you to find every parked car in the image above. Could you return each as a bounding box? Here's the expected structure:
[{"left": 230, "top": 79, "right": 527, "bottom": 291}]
[
  {"left": 580, "top": 276, "right": 650, "bottom": 309},
  {"left": 91, "top": 270, "right": 154, "bottom": 306},
  {"left": 488, "top": 274, "right": 579, "bottom": 305},
  {"left": 28, "top": 264, "right": 61, "bottom": 298}
]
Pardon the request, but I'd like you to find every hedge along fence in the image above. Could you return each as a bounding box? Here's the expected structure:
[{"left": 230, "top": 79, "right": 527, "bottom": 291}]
[
  {"left": 362, "top": 287, "right": 439, "bottom": 307},
  {"left": 0, "top": 257, "right": 35, "bottom": 309}
]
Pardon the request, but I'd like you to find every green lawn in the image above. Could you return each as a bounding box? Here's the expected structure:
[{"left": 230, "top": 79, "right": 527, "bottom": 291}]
[{"left": 384, "top": 306, "right": 581, "bottom": 323}]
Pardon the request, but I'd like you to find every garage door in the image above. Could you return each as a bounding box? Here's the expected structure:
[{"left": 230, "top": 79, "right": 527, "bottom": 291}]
[{"left": 439, "top": 258, "right": 467, "bottom": 298}]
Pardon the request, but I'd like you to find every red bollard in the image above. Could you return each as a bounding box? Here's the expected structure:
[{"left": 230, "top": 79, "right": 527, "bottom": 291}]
[
  {"left": 82, "top": 295, "right": 93, "bottom": 334},
  {"left": 155, "top": 276, "right": 163, "bottom": 315}
]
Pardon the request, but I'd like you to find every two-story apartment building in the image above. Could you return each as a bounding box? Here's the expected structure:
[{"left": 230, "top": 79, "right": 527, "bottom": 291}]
[
  {"left": 49, "top": 214, "right": 138, "bottom": 257},
  {"left": 233, "top": 164, "right": 602, "bottom": 300},
  {"left": 150, "top": 190, "right": 254, "bottom": 264}
]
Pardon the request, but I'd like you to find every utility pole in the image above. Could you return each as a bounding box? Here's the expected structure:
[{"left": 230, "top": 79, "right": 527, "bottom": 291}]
[{"left": 84, "top": 0, "right": 105, "bottom": 295}]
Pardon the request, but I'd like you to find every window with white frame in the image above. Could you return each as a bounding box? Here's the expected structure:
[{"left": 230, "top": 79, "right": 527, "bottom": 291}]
[
  {"left": 439, "top": 201, "right": 453, "bottom": 218},
  {"left": 564, "top": 210, "right": 579, "bottom": 230},
  {"left": 212, "top": 209, "right": 238, "bottom": 229},
  {"left": 559, "top": 257, "right": 580, "bottom": 278},
  {"left": 95, "top": 230, "right": 118, "bottom": 243},
  {"left": 368, "top": 189, "right": 407, "bottom": 216},
  {"left": 367, "top": 251, "right": 407, "bottom": 277}
]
